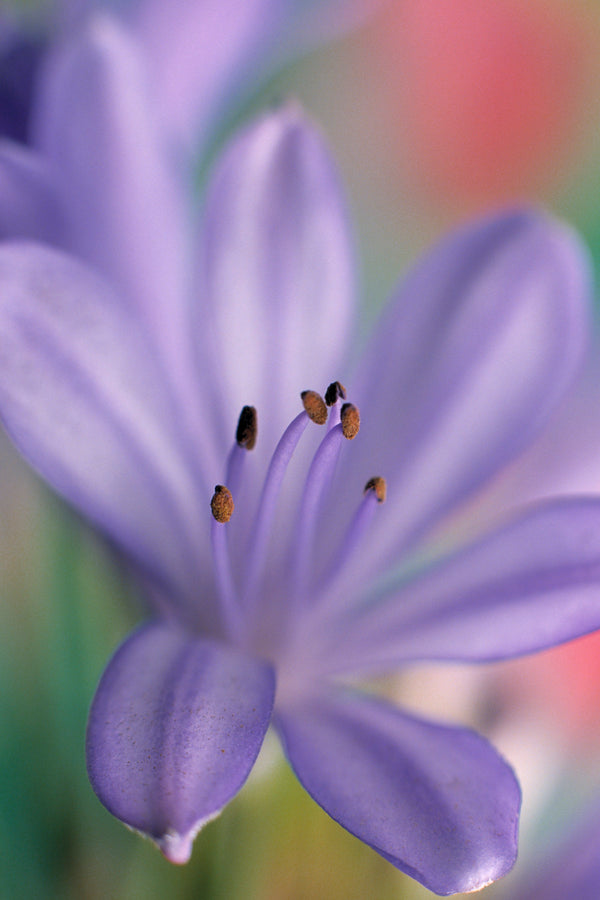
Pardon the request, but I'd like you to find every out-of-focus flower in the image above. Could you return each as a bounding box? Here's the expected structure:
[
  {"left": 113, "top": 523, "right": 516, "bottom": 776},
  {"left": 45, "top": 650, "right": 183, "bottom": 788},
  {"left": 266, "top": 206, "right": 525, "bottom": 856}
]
[
  {"left": 1, "top": 55, "right": 600, "bottom": 889},
  {"left": 1, "top": 0, "right": 381, "bottom": 156}
]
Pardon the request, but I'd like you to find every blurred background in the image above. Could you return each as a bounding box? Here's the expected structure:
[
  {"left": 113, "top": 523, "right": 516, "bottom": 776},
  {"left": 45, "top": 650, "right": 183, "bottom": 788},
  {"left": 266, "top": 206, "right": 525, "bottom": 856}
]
[{"left": 3, "top": 0, "right": 600, "bottom": 897}]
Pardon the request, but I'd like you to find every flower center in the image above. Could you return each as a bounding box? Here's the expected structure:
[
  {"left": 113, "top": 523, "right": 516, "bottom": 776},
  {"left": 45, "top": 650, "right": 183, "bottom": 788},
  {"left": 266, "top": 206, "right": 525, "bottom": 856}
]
[{"left": 208, "top": 383, "right": 386, "bottom": 659}]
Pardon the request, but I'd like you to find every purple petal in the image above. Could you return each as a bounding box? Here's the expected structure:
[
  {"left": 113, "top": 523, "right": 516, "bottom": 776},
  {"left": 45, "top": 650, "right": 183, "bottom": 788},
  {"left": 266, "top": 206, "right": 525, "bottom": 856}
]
[
  {"left": 341, "top": 209, "right": 590, "bottom": 578},
  {"left": 31, "top": 15, "right": 193, "bottom": 382},
  {"left": 276, "top": 689, "right": 520, "bottom": 895},
  {"left": 134, "top": 0, "right": 283, "bottom": 150},
  {"left": 87, "top": 622, "right": 275, "bottom": 862},
  {"left": 0, "top": 141, "right": 64, "bottom": 242},
  {"left": 335, "top": 498, "right": 600, "bottom": 672},
  {"left": 198, "top": 105, "right": 355, "bottom": 450},
  {"left": 0, "top": 242, "right": 207, "bottom": 606},
  {"left": 133, "top": 0, "right": 382, "bottom": 153}
]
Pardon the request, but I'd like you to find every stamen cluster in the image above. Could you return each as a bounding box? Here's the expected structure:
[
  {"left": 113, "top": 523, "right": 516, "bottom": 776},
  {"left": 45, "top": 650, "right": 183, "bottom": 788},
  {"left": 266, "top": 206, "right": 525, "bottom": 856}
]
[{"left": 209, "top": 383, "right": 386, "bottom": 650}]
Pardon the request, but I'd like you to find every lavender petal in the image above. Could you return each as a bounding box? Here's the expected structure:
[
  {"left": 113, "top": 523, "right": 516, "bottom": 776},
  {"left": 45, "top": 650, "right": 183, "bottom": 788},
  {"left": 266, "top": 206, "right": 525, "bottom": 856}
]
[
  {"left": 87, "top": 621, "right": 275, "bottom": 862},
  {"left": 336, "top": 498, "right": 600, "bottom": 672},
  {"left": 199, "top": 106, "right": 355, "bottom": 452},
  {"left": 276, "top": 689, "right": 520, "bottom": 895},
  {"left": 0, "top": 242, "right": 206, "bottom": 606},
  {"left": 342, "top": 209, "right": 590, "bottom": 578},
  {"left": 134, "top": 0, "right": 283, "bottom": 150},
  {"left": 31, "top": 15, "right": 192, "bottom": 379},
  {"left": 0, "top": 141, "right": 64, "bottom": 242}
]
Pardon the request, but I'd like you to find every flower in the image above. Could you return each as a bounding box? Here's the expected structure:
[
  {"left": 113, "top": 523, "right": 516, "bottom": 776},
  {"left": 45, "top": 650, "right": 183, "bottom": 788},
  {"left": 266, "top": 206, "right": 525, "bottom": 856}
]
[{"left": 1, "top": 98, "right": 600, "bottom": 896}]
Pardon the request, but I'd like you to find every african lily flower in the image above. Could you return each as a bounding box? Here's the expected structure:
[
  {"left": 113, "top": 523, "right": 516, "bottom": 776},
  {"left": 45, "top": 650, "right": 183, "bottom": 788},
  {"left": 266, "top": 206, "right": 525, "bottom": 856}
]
[{"left": 1, "top": 101, "right": 600, "bottom": 895}]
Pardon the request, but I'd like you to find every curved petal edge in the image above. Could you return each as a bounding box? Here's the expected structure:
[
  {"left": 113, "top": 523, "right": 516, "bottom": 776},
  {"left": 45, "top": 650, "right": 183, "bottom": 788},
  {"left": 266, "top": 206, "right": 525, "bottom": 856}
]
[
  {"left": 87, "top": 622, "right": 275, "bottom": 861},
  {"left": 276, "top": 689, "right": 520, "bottom": 895}
]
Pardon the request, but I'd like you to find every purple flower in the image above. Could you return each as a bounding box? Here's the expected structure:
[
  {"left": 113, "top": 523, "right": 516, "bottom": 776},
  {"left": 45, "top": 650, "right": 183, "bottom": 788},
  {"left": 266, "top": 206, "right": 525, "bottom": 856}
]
[
  {"left": 1, "top": 23, "right": 600, "bottom": 897},
  {"left": 0, "top": 108, "right": 599, "bottom": 896}
]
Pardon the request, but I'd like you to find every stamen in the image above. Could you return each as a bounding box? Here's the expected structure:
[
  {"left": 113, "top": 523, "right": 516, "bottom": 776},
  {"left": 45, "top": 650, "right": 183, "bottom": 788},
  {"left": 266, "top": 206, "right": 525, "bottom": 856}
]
[
  {"left": 325, "top": 381, "right": 347, "bottom": 406},
  {"left": 243, "top": 407, "right": 312, "bottom": 606},
  {"left": 291, "top": 423, "right": 345, "bottom": 606},
  {"left": 211, "top": 485, "right": 234, "bottom": 523},
  {"left": 225, "top": 406, "right": 257, "bottom": 497},
  {"left": 325, "top": 381, "right": 346, "bottom": 432},
  {"left": 364, "top": 476, "right": 386, "bottom": 503},
  {"left": 313, "top": 476, "right": 387, "bottom": 617},
  {"left": 210, "top": 485, "right": 243, "bottom": 639},
  {"left": 341, "top": 403, "right": 360, "bottom": 440},
  {"left": 301, "top": 390, "right": 328, "bottom": 425},
  {"left": 236, "top": 405, "right": 257, "bottom": 450}
]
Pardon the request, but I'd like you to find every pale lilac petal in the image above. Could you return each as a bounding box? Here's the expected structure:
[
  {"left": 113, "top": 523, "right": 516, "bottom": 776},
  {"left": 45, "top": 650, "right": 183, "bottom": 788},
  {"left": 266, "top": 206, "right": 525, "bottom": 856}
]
[
  {"left": 134, "top": 0, "right": 382, "bottom": 153},
  {"left": 334, "top": 498, "right": 600, "bottom": 673},
  {"left": 340, "top": 209, "right": 590, "bottom": 579},
  {"left": 276, "top": 689, "right": 519, "bottom": 895},
  {"left": 87, "top": 621, "right": 275, "bottom": 862},
  {"left": 31, "top": 15, "right": 193, "bottom": 380},
  {"left": 134, "top": 0, "right": 283, "bottom": 150},
  {"left": 199, "top": 106, "right": 355, "bottom": 450},
  {"left": 462, "top": 348, "right": 600, "bottom": 528},
  {"left": 0, "top": 141, "right": 64, "bottom": 241},
  {"left": 0, "top": 242, "right": 207, "bottom": 606}
]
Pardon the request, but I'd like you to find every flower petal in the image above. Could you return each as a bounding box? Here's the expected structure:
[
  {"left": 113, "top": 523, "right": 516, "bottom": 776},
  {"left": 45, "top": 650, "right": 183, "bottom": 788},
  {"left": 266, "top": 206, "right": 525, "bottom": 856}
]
[
  {"left": 0, "top": 141, "right": 64, "bottom": 242},
  {"left": 276, "top": 689, "right": 519, "bottom": 895},
  {"left": 87, "top": 621, "right": 275, "bottom": 862},
  {"left": 199, "top": 105, "right": 355, "bottom": 449},
  {"left": 134, "top": 0, "right": 283, "bottom": 150},
  {"left": 343, "top": 209, "right": 590, "bottom": 576},
  {"left": 133, "top": 0, "right": 384, "bottom": 153},
  {"left": 335, "top": 498, "right": 600, "bottom": 672},
  {"left": 31, "top": 15, "right": 192, "bottom": 379},
  {"left": 0, "top": 242, "right": 206, "bottom": 606}
]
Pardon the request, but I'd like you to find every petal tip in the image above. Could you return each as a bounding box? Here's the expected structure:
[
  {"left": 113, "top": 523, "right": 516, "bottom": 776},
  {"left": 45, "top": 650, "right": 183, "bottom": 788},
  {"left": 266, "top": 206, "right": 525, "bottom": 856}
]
[
  {"left": 156, "top": 808, "right": 221, "bottom": 865},
  {"left": 157, "top": 830, "right": 193, "bottom": 865}
]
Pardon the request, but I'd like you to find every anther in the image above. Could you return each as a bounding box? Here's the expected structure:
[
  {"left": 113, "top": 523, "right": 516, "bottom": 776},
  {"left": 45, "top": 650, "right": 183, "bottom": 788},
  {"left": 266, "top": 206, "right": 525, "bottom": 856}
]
[
  {"left": 301, "top": 390, "right": 328, "bottom": 425},
  {"left": 340, "top": 403, "right": 360, "bottom": 440},
  {"left": 236, "top": 405, "right": 258, "bottom": 450},
  {"left": 211, "top": 485, "right": 234, "bottom": 523},
  {"left": 325, "top": 381, "right": 347, "bottom": 406},
  {"left": 364, "top": 476, "right": 386, "bottom": 503}
]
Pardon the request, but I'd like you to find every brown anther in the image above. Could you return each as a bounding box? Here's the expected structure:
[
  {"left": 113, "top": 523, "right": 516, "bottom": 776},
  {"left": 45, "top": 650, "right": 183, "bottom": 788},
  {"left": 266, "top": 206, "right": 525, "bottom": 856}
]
[
  {"left": 324, "top": 381, "right": 347, "bottom": 406},
  {"left": 364, "top": 476, "right": 387, "bottom": 503},
  {"left": 210, "top": 485, "right": 234, "bottom": 523},
  {"left": 236, "top": 405, "right": 257, "bottom": 450},
  {"left": 340, "top": 402, "right": 360, "bottom": 439},
  {"left": 301, "top": 390, "right": 328, "bottom": 425}
]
